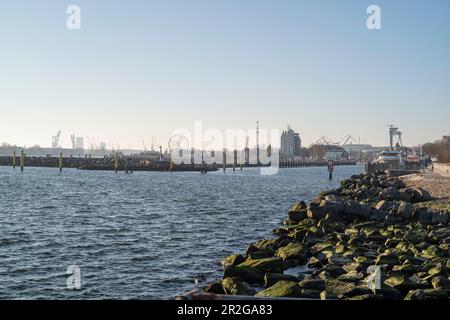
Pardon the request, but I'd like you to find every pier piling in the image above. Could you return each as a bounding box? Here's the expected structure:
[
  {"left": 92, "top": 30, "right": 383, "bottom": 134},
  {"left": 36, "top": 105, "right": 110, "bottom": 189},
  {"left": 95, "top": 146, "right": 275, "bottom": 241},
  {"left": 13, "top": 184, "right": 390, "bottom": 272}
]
[
  {"left": 12, "top": 151, "right": 16, "bottom": 169},
  {"left": 125, "top": 159, "right": 129, "bottom": 174},
  {"left": 114, "top": 152, "right": 119, "bottom": 173},
  {"left": 59, "top": 151, "right": 63, "bottom": 172},
  {"left": 233, "top": 150, "right": 237, "bottom": 172},
  {"left": 223, "top": 149, "right": 226, "bottom": 173},
  {"left": 20, "top": 149, "right": 24, "bottom": 172}
]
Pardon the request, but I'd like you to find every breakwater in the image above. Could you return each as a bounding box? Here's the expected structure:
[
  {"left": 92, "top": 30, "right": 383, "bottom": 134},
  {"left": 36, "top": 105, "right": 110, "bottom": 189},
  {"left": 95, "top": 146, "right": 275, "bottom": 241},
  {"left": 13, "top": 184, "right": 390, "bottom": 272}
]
[
  {"left": 0, "top": 155, "right": 355, "bottom": 172},
  {"left": 196, "top": 172, "right": 450, "bottom": 300}
]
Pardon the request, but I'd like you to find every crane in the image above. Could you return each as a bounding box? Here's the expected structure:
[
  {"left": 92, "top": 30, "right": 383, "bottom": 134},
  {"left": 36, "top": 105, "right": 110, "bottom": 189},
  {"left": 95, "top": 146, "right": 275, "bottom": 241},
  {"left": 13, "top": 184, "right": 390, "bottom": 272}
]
[
  {"left": 52, "top": 131, "right": 61, "bottom": 148},
  {"left": 142, "top": 140, "right": 147, "bottom": 152},
  {"left": 70, "top": 134, "right": 76, "bottom": 149}
]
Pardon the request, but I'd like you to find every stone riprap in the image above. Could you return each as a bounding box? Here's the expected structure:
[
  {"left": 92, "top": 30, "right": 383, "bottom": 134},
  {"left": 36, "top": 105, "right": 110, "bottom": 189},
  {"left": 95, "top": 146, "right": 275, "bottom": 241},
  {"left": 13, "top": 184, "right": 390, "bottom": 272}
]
[{"left": 204, "top": 172, "right": 450, "bottom": 300}]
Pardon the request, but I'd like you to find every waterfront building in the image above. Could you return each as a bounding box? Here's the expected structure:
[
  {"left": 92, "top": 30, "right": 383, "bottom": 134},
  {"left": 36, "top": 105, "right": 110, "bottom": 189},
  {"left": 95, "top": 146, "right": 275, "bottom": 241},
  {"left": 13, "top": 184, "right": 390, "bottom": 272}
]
[{"left": 280, "top": 126, "right": 301, "bottom": 161}]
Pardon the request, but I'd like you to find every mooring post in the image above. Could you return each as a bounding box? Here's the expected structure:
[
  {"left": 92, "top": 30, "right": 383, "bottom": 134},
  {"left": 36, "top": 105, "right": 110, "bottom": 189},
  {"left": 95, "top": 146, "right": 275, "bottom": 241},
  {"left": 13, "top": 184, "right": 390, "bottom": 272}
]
[
  {"left": 115, "top": 152, "right": 119, "bottom": 173},
  {"left": 13, "top": 150, "right": 16, "bottom": 169},
  {"left": 240, "top": 150, "right": 243, "bottom": 171},
  {"left": 59, "top": 151, "right": 63, "bottom": 172},
  {"left": 20, "top": 149, "right": 24, "bottom": 172},
  {"left": 328, "top": 160, "right": 334, "bottom": 180},
  {"left": 125, "top": 158, "right": 129, "bottom": 174},
  {"left": 233, "top": 149, "right": 237, "bottom": 172},
  {"left": 223, "top": 149, "right": 226, "bottom": 173}
]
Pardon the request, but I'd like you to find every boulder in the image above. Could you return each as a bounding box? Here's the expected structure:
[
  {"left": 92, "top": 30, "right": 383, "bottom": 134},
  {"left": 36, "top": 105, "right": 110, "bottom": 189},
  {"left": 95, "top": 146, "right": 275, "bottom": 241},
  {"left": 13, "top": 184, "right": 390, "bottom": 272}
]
[
  {"left": 411, "top": 188, "right": 432, "bottom": 202},
  {"left": 347, "top": 294, "right": 383, "bottom": 300},
  {"left": 343, "top": 200, "right": 370, "bottom": 218},
  {"left": 373, "top": 285, "right": 403, "bottom": 300},
  {"left": 374, "top": 200, "right": 394, "bottom": 212},
  {"left": 264, "top": 273, "right": 298, "bottom": 288},
  {"left": 275, "top": 242, "right": 308, "bottom": 263},
  {"left": 307, "top": 206, "right": 326, "bottom": 220},
  {"left": 324, "top": 279, "right": 360, "bottom": 298},
  {"left": 204, "top": 282, "right": 226, "bottom": 294},
  {"left": 384, "top": 276, "right": 428, "bottom": 293},
  {"left": 299, "top": 278, "right": 326, "bottom": 291},
  {"left": 417, "top": 210, "right": 432, "bottom": 224},
  {"left": 221, "top": 277, "right": 256, "bottom": 296},
  {"left": 376, "top": 252, "right": 400, "bottom": 266},
  {"left": 247, "top": 251, "right": 272, "bottom": 260},
  {"left": 431, "top": 276, "right": 450, "bottom": 291},
  {"left": 404, "top": 289, "right": 448, "bottom": 300},
  {"left": 238, "top": 257, "right": 284, "bottom": 273},
  {"left": 397, "top": 202, "right": 414, "bottom": 220},
  {"left": 431, "top": 212, "right": 450, "bottom": 225},
  {"left": 220, "top": 254, "right": 245, "bottom": 267},
  {"left": 255, "top": 280, "right": 301, "bottom": 298},
  {"left": 246, "top": 239, "right": 278, "bottom": 255},
  {"left": 319, "top": 199, "right": 344, "bottom": 217},
  {"left": 223, "top": 265, "right": 264, "bottom": 284},
  {"left": 299, "top": 289, "right": 321, "bottom": 299},
  {"left": 369, "top": 209, "right": 389, "bottom": 222}
]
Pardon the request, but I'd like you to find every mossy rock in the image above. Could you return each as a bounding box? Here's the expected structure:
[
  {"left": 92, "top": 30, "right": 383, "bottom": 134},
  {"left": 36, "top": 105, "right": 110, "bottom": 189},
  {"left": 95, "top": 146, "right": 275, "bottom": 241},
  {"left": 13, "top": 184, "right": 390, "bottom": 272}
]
[
  {"left": 309, "top": 242, "right": 334, "bottom": 255},
  {"left": 347, "top": 294, "right": 383, "bottom": 300},
  {"left": 391, "top": 264, "right": 418, "bottom": 275},
  {"left": 221, "top": 277, "right": 256, "bottom": 296},
  {"left": 353, "top": 256, "right": 374, "bottom": 265},
  {"left": 204, "top": 282, "right": 226, "bottom": 294},
  {"left": 288, "top": 210, "right": 308, "bottom": 223},
  {"left": 275, "top": 242, "right": 308, "bottom": 262},
  {"left": 255, "top": 280, "right": 301, "bottom": 298},
  {"left": 299, "top": 278, "right": 326, "bottom": 291},
  {"left": 223, "top": 265, "right": 264, "bottom": 284},
  {"left": 323, "top": 279, "right": 360, "bottom": 298},
  {"left": 431, "top": 276, "right": 450, "bottom": 291},
  {"left": 247, "top": 251, "right": 272, "bottom": 260},
  {"left": 373, "top": 285, "right": 402, "bottom": 300},
  {"left": 404, "top": 288, "right": 448, "bottom": 300},
  {"left": 238, "top": 257, "right": 284, "bottom": 273},
  {"left": 263, "top": 273, "right": 298, "bottom": 288},
  {"left": 337, "top": 271, "right": 365, "bottom": 283},
  {"left": 421, "top": 245, "right": 446, "bottom": 259},
  {"left": 220, "top": 254, "right": 245, "bottom": 267},
  {"left": 299, "top": 289, "right": 321, "bottom": 299},
  {"left": 376, "top": 253, "right": 400, "bottom": 266},
  {"left": 384, "top": 276, "right": 428, "bottom": 293}
]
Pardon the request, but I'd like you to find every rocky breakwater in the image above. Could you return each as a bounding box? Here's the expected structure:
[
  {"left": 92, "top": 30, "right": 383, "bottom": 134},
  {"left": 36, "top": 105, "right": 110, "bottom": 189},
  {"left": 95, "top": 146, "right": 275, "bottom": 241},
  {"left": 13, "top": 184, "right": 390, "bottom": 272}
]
[{"left": 204, "top": 172, "right": 450, "bottom": 300}]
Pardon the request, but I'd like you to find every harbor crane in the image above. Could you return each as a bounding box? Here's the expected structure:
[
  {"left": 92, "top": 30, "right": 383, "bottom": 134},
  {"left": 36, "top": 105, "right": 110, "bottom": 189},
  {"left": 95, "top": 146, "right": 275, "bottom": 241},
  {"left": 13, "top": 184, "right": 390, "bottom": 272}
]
[
  {"left": 388, "top": 125, "right": 403, "bottom": 150},
  {"left": 52, "top": 131, "right": 61, "bottom": 148},
  {"left": 70, "top": 134, "right": 76, "bottom": 149}
]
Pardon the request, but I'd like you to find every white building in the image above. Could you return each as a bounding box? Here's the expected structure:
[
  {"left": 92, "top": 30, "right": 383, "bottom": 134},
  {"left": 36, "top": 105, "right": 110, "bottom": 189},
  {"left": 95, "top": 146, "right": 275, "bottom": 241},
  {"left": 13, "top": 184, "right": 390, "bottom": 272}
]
[
  {"left": 280, "top": 126, "right": 301, "bottom": 161},
  {"left": 75, "top": 137, "right": 84, "bottom": 149}
]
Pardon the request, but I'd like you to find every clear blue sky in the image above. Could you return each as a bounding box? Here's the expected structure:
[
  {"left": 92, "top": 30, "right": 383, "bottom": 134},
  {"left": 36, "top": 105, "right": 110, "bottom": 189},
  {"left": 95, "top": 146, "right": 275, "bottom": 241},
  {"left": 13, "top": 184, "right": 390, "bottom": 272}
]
[{"left": 1, "top": 0, "right": 449, "bottom": 149}]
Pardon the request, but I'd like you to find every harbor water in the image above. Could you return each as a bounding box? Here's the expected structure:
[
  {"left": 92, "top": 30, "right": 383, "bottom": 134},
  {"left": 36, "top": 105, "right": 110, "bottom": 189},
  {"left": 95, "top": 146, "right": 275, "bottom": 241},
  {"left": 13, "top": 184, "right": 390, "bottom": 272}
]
[{"left": 0, "top": 165, "right": 363, "bottom": 299}]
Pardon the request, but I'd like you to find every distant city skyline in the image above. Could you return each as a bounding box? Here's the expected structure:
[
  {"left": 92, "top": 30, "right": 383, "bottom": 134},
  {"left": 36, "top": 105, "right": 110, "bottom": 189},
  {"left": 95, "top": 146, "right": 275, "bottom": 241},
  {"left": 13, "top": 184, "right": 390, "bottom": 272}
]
[{"left": 1, "top": 1, "right": 449, "bottom": 149}]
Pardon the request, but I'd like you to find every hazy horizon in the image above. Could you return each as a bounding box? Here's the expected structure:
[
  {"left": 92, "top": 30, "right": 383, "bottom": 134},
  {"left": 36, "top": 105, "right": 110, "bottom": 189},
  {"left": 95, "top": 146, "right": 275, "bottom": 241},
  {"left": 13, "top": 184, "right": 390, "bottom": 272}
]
[{"left": 1, "top": 0, "right": 449, "bottom": 149}]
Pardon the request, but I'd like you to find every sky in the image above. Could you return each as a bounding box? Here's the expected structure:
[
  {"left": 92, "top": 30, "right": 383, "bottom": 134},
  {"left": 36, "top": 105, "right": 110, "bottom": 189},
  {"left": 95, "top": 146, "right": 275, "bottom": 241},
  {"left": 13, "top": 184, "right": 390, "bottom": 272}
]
[{"left": 0, "top": 0, "right": 449, "bottom": 149}]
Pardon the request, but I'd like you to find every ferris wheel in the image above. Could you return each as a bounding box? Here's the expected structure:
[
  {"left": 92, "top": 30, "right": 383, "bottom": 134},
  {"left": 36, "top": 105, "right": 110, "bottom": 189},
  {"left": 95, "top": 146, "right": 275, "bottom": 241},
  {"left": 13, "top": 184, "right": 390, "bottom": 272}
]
[{"left": 168, "top": 134, "right": 189, "bottom": 157}]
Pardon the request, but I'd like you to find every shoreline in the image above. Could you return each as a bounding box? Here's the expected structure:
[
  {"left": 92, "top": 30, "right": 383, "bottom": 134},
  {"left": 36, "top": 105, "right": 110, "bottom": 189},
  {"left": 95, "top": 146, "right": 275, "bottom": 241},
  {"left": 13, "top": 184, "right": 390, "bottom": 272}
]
[{"left": 184, "top": 170, "right": 450, "bottom": 300}]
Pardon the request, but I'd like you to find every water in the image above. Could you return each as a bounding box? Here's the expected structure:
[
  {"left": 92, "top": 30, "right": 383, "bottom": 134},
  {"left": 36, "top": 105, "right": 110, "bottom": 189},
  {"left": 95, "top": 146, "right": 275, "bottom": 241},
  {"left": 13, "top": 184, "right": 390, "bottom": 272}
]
[{"left": 0, "top": 165, "right": 363, "bottom": 299}]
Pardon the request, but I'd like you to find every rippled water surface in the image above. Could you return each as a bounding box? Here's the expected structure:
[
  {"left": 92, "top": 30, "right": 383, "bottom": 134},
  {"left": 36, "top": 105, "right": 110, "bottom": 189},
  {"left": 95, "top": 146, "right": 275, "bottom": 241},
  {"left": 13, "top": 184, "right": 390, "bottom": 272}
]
[{"left": 0, "top": 165, "right": 363, "bottom": 299}]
